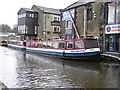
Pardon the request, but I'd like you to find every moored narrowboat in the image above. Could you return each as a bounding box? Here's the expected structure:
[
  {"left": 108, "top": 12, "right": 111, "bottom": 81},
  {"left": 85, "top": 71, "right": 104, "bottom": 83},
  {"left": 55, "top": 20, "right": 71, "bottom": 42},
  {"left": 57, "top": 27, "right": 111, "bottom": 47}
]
[
  {"left": 25, "top": 38, "right": 101, "bottom": 60},
  {"left": 8, "top": 40, "right": 26, "bottom": 51}
]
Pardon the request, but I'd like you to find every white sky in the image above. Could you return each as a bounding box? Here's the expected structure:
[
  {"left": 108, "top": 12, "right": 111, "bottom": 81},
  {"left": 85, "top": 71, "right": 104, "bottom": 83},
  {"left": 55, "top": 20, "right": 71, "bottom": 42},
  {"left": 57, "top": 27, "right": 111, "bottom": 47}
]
[{"left": 0, "top": 0, "right": 78, "bottom": 28}]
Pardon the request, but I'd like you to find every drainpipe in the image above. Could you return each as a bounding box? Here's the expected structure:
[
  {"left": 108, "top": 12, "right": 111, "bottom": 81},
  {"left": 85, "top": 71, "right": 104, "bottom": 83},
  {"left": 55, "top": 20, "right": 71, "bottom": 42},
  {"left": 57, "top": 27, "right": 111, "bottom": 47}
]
[
  {"left": 114, "top": 0, "right": 117, "bottom": 51},
  {"left": 103, "top": 3, "right": 107, "bottom": 52},
  {"left": 84, "top": 7, "right": 87, "bottom": 38}
]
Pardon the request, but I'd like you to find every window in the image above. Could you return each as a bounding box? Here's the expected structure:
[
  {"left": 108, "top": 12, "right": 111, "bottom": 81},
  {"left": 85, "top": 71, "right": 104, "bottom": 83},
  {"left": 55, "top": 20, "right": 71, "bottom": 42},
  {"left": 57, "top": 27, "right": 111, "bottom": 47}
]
[
  {"left": 75, "top": 40, "right": 84, "bottom": 48},
  {"left": 35, "top": 26, "right": 37, "bottom": 30},
  {"left": 53, "top": 15, "right": 60, "bottom": 21},
  {"left": 67, "top": 41, "right": 73, "bottom": 48},
  {"left": 53, "top": 26, "right": 60, "bottom": 32},
  {"left": 52, "top": 42, "right": 59, "bottom": 48},
  {"left": 18, "top": 13, "right": 26, "bottom": 18},
  {"left": 32, "top": 14, "right": 34, "bottom": 18},
  {"left": 26, "top": 26, "right": 28, "bottom": 33},
  {"left": 58, "top": 42, "right": 66, "bottom": 48},
  {"left": 34, "top": 26, "right": 37, "bottom": 34},
  {"left": 66, "top": 20, "right": 72, "bottom": 29},
  {"left": 116, "top": 1, "right": 120, "bottom": 23},
  {"left": 18, "top": 25, "right": 26, "bottom": 34},
  {"left": 108, "top": 3, "right": 115, "bottom": 24},
  {"left": 87, "top": 4, "right": 93, "bottom": 21},
  {"left": 85, "top": 39, "right": 98, "bottom": 49},
  {"left": 35, "top": 13, "right": 38, "bottom": 18},
  {"left": 18, "top": 15, "right": 21, "bottom": 18},
  {"left": 29, "top": 13, "right": 32, "bottom": 17}
]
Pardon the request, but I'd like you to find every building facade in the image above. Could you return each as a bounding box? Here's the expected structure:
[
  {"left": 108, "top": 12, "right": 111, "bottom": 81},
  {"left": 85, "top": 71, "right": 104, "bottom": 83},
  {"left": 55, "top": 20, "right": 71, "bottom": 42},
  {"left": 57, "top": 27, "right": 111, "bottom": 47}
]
[
  {"left": 0, "top": 33, "right": 20, "bottom": 42},
  {"left": 32, "top": 5, "right": 61, "bottom": 40},
  {"left": 61, "top": 0, "right": 120, "bottom": 53},
  {"left": 61, "top": 1, "right": 103, "bottom": 40},
  {"left": 104, "top": 1, "right": 120, "bottom": 52},
  {"left": 18, "top": 8, "right": 38, "bottom": 40}
]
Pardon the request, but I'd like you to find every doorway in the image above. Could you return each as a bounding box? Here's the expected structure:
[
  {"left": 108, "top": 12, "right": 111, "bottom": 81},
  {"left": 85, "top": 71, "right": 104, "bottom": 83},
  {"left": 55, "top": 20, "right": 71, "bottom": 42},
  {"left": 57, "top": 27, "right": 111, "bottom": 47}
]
[
  {"left": 116, "top": 34, "right": 120, "bottom": 52},
  {"left": 105, "top": 35, "right": 114, "bottom": 51}
]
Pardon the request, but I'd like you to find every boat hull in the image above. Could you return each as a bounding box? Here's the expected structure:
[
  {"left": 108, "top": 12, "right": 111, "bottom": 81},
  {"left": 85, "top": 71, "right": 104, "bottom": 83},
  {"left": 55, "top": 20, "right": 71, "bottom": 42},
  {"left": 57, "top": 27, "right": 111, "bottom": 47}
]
[
  {"left": 8, "top": 44, "right": 26, "bottom": 51},
  {"left": 26, "top": 47, "right": 101, "bottom": 60}
]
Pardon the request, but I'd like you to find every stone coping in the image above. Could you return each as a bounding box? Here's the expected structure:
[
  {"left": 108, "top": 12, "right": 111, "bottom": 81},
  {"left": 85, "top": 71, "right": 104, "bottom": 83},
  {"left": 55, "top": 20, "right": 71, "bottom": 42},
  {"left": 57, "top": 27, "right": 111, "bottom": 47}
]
[{"left": 102, "top": 52, "right": 120, "bottom": 61}]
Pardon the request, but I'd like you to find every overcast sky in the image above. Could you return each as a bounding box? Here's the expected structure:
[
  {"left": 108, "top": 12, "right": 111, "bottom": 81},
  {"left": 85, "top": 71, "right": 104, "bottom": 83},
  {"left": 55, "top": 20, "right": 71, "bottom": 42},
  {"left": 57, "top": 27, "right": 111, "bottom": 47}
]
[{"left": 0, "top": 0, "right": 78, "bottom": 28}]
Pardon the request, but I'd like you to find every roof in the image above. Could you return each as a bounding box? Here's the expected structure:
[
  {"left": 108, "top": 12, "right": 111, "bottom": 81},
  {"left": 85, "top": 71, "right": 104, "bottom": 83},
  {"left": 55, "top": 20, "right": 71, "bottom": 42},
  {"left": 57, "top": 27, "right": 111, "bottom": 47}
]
[
  {"left": 18, "top": 8, "right": 37, "bottom": 14},
  {"left": 64, "top": 0, "right": 115, "bottom": 10},
  {"left": 0, "top": 33, "right": 15, "bottom": 37},
  {"left": 23, "top": 8, "right": 37, "bottom": 12},
  {"left": 32, "top": 5, "right": 60, "bottom": 14},
  {"left": 64, "top": 0, "right": 96, "bottom": 10}
]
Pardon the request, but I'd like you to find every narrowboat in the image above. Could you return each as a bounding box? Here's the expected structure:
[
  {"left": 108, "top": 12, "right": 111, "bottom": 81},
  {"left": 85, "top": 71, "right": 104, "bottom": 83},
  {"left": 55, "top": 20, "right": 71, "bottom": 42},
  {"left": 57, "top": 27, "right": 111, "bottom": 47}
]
[
  {"left": 25, "top": 38, "right": 101, "bottom": 60},
  {"left": 8, "top": 40, "right": 26, "bottom": 51}
]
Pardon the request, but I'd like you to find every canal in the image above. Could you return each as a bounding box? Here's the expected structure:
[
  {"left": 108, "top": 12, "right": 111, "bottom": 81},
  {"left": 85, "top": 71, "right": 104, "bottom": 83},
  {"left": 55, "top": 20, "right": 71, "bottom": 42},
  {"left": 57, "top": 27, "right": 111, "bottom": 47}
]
[{"left": 0, "top": 46, "right": 119, "bottom": 88}]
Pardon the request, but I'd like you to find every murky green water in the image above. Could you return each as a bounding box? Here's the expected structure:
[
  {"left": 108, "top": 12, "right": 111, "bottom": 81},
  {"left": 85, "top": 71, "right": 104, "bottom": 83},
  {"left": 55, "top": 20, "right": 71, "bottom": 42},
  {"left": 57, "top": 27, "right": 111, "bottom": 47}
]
[{"left": 0, "top": 46, "right": 119, "bottom": 88}]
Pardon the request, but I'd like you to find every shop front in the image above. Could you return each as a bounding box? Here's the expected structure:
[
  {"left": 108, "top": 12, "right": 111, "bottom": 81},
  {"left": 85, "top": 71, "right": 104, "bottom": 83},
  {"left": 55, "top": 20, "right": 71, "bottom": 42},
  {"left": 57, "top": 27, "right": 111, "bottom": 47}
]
[{"left": 105, "top": 24, "right": 120, "bottom": 52}]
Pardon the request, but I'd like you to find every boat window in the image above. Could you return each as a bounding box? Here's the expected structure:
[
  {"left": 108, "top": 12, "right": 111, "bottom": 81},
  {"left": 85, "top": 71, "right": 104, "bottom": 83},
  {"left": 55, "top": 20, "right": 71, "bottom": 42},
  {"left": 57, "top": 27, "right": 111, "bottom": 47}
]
[
  {"left": 85, "top": 39, "right": 98, "bottom": 49},
  {"left": 41, "top": 41, "right": 47, "bottom": 48},
  {"left": 58, "top": 42, "right": 66, "bottom": 49},
  {"left": 75, "top": 40, "right": 84, "bottom": 48},
  {"left": 47, "top": 42, "right": 53, "bottom": 48},
  {"left": 67, "top": 42, "right": 73, "bottom": 48},
  {"left": 38, "top": 41, "right": 42, "bottom": 48},
  {"left": 26, "top": 42, "right": 30, "bottom": 47},
  {"left": 53, "top": 42, "right": 59, "bottom": 48}
]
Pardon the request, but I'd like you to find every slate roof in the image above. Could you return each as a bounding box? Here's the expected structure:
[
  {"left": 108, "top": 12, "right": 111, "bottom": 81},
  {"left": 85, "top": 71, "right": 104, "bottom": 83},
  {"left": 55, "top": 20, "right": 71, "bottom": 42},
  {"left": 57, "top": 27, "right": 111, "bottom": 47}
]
[
  {"left": 32, "top": 5, "right": 60, "bottom": 14},
  {"left": 23, "top": 8, "right": 37, "bottom": 12},
  {"left": 64, "top": 0, "right": 115, "bottom": 10},
  {"left": 18, "top": 8, "right": 37, "bottom": 14},
  {"left": 64, "top": 0, "right": 96, "bottom": 10}
]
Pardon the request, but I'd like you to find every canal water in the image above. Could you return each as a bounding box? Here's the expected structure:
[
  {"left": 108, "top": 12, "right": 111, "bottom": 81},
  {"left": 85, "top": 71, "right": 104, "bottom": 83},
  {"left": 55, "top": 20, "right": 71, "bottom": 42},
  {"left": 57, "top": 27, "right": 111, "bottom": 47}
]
[{"left": 0, "top": 46, "right": 119, "bottom": 88}]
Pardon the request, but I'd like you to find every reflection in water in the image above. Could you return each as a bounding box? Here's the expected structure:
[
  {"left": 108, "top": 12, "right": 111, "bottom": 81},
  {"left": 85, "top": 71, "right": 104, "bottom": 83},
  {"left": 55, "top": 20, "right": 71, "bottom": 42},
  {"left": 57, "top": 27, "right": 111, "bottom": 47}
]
[{"left": 0, "top": 46, "right": 119, "bottom": 88}]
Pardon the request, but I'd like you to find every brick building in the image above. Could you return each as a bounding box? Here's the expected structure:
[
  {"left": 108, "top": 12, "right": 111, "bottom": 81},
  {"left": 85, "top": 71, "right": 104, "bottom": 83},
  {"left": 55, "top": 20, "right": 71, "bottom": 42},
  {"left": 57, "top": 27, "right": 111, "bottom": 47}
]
[
  {"left": 32, "top": 5, "right": 61, "bottom": 40},
  {"left": 18, "top": 8, "right": 38, "bottom": 40}
]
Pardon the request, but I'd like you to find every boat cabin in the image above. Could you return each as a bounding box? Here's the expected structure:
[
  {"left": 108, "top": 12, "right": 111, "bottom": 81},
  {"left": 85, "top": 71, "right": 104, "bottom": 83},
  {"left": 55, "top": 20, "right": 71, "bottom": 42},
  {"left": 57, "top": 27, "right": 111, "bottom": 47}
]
[{"left": 27, "top": 38, "right": 99, "bottom": 50}]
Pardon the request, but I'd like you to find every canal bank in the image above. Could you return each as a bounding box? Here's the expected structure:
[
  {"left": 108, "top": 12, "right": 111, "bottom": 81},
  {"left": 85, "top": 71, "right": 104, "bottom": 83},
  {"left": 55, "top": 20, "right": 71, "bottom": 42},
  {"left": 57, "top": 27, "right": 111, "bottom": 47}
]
[
  {"left": 102, "top": 52, "right": 120, "bottom": 61},
  {"left": 0, "top": 80, "right": 7, "bottom": 89}
]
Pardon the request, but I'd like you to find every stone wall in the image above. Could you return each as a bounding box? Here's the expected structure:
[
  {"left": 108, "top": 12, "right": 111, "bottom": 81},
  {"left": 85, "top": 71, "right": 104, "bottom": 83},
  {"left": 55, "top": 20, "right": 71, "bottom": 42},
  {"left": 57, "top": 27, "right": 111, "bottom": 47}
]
[{"left": 76, "top": 2, "right": 102, "bottom": 38}]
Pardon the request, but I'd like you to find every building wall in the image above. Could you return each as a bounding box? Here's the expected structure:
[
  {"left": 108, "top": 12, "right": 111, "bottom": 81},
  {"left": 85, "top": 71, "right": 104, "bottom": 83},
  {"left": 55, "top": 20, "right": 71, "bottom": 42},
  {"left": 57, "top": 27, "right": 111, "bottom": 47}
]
[
  {"left": 37, "top": 10, "right": 44, "bottom": 39},
  {"left": 43, "top": 13, "right": 52, "bottom": 40},
  {"left": 38, "top": 12, "right": 60, "bottom": 40},
  {"left": 61, "top": 2, "right": 103, "bottom": 40},
  {"left": 76, "top": 6, "right": 84, "bottom": 36},
  {"left": 32, "top": 7, "right": 61, "bottom": 40},
  {"left": 76, "top": 2, "right": 101, "bottom": 38},
  {"left": 60, "top": 21, "right": 66, "bottom": 39},
  {"left": 18, "top": 8, "right": 38, "bottom": 40}
]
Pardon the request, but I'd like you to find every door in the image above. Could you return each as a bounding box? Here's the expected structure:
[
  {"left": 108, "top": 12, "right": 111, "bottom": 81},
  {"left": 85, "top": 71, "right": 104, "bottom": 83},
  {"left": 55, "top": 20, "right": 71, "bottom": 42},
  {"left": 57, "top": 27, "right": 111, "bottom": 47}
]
[
  {"left": 116, "top": 34, "right": 120, "bottom": 52},
  {"left": 118, "top": 35, "right": 120, "bottom": 52},
  {"left": 109, "top": 35, "right": 114, "bottom": 51}
]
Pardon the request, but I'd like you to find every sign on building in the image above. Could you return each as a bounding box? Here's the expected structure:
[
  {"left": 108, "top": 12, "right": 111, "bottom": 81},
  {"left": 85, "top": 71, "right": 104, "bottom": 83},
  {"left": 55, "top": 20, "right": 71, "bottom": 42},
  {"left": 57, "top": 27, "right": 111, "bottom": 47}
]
[
  {"left": 62, "top": 9, "right": 75, "bottom": 21},
  {"left": 105, "top": 24, "right": 120, "bottom": 34}
]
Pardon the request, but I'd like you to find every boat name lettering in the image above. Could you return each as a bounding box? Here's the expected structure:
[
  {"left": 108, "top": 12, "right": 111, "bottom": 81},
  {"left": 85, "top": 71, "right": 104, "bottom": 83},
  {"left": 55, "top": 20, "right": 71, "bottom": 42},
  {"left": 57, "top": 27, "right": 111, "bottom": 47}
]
[{"left": 71, "top": 50, "right": 83, "bottom": 52}]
